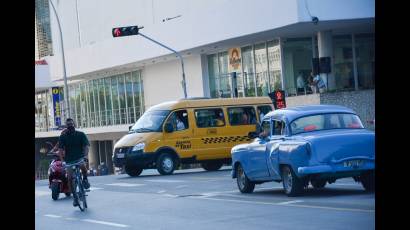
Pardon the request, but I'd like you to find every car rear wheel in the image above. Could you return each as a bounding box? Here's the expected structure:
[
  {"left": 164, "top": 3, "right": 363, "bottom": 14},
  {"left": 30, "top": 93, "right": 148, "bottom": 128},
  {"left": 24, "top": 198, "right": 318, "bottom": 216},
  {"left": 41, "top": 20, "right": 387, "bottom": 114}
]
[
  {"left": 201, "top": 162, "right": 223, "bottom": 171},
  {"left": 157, "top": 152, "right": 177, "bottom": 175},
  {"left": 236, "top": 164, "right": 255, "bottom": 193},
  {"left": 360, "top": 171, "right": 374, "bottom": 192},
  {"left": 281, "top": 165, "right": 304, "bottom": 197},
  {"left": 125, "top": 165, "right": 143, "bottom": 177},
  {"left": 311, "top": 179, "right": 327, "bottom": 189}
]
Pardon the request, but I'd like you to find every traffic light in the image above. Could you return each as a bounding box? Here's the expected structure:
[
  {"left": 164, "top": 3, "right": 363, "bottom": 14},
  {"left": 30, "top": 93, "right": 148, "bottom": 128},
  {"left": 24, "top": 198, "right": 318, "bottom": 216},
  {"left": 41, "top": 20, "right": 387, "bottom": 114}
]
[{"left": 112, "top": 26, "right": 140, "bottom": 37}]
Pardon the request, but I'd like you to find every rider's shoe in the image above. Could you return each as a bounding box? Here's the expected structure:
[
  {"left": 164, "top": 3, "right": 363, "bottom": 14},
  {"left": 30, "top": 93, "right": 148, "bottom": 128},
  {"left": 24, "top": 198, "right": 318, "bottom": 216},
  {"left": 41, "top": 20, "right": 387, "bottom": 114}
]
[
  {"left": 73, "top": 199, "right": 79, "bottom": 207},
  {"left": 83, "top": 178, "right": 90, "bottom": 189}
]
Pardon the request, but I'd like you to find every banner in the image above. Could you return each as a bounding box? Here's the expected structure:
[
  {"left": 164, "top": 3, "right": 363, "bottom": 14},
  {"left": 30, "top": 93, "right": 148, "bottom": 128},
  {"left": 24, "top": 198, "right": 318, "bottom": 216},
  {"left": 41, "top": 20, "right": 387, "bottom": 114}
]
[
  {"left": 228, "top": 47, "right": 242, "bottom": 73},
  {"left": 52, "top": 87, "right": 62, "bottom": 127}
]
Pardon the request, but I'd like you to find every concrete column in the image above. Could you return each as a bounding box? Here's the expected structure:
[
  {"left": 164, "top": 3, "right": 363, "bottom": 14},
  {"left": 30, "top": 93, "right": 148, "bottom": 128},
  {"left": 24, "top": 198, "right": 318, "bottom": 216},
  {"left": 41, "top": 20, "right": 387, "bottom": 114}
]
[
  {"left": 88, "top": 141, "right": 99, "bottom": 170},
  {"left": 106, "top": 141, "right": 114, "bottom": 174},
  {"left": 317, "top": 31, "right": 335, "bottom": 90}
]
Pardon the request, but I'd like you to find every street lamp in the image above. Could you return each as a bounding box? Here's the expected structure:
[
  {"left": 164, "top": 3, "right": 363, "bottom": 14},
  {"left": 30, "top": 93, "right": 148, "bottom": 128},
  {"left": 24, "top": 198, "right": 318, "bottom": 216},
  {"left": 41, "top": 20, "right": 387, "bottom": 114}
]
[
  {"left": 112, "top": 26, "right": 188, "bottom": 98},
  {"left": 49, "top": 0, "right": 71, "bottom": 119}
]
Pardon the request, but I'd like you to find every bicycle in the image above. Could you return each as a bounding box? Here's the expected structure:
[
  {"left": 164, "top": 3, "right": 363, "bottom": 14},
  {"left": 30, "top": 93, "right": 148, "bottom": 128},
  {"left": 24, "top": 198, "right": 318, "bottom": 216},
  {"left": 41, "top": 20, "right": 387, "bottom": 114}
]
[{"left": 65, "top": 159, "right": 88, "bottom": 211}]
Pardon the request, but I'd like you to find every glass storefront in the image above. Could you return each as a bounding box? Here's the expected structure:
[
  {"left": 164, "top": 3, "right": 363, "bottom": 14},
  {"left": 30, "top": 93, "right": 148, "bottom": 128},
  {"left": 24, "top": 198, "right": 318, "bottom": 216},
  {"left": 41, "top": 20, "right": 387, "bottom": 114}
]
[
  {"left": 207, "top": 40, "right": 283, "bottom": 98},
  {"left": 282, "top": 37, "right": 313, "bottom": 96},
  {"left": 35, "top": 70, "right": 144, "bottom": 132},
  {"left": 207, "top": 33, "right": 373, "bottom": 98},
  {"left": 333, "top": 35, "right": 355, "bottom": 90},
  {"left": 355, "top": 34, "right": 375, "bottom": 89}
]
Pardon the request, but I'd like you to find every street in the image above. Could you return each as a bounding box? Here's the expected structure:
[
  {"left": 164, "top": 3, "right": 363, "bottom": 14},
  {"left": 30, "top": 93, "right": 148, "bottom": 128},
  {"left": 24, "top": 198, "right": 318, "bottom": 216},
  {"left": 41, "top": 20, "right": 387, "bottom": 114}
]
[{"left": 35, "top": 167, "right": 375, "bottom": 230}]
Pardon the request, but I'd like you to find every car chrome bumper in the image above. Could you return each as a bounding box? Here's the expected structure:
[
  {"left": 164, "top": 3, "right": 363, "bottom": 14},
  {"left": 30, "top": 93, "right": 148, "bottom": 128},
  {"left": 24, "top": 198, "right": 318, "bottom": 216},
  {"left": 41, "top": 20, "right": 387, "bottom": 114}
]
[{"left": 297, "top": 157, "right": 375, "bottom": 175}]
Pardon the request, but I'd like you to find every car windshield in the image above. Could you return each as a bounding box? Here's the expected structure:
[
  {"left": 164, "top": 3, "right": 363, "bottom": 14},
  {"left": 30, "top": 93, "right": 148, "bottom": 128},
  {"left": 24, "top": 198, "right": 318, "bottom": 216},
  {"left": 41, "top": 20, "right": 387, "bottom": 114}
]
[
  {"left": 130, "top": 110, "right": 170, "bottom": 133},
  {"left": 290, "top": 113, "right": 364, "bottom": 135}
]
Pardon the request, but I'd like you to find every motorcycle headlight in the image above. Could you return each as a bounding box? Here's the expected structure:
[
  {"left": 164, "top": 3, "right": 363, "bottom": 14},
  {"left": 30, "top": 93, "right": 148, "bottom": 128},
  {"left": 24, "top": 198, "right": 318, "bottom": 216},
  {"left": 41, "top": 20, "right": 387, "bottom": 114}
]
[{"left": 132, "top": 142, "right": 145, "bottom": 152}]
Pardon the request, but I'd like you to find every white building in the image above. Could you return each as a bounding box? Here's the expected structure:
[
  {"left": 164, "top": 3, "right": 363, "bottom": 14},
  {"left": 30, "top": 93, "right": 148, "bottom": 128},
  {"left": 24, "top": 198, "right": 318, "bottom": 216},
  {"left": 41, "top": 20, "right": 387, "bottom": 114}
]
[{"left": 35, "top": 0, "right": 375, "bottom": 174}]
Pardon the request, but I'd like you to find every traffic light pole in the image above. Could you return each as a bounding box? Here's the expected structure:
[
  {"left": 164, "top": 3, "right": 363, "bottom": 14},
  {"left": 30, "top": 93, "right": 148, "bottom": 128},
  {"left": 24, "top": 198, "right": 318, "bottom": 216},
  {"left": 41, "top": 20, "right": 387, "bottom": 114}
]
[
  {"left": 138, "top": 32, "right": 187, "bottom": 98},
  {"left": 49, "top": 0, "right": 71, "bottom": 119}
]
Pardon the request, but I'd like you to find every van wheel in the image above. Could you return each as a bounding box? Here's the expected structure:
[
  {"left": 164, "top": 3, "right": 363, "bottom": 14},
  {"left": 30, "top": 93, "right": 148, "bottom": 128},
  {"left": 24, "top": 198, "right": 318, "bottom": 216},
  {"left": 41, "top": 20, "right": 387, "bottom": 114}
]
[
  {"left": 236, "top": 164, "right": 255, "bottom": 193},
  {"left": 125, "top": 165, "right": 143, "bottom": 177},
  {"left": 281, "top": 165, "right": 304, "bottom": 197},
  {"left": 201, "top": 162, "right": 223, "bottom": 171},
  {"left": 157, "top": 152, "right": 177, "bottom": 175}
]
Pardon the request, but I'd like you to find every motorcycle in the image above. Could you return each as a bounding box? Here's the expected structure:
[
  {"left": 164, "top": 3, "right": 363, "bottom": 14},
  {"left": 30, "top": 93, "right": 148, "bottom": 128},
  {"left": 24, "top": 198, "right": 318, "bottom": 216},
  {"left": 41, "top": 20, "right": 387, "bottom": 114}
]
[{"left": 47, "top": 150, "right": 71, "bottom": 200}]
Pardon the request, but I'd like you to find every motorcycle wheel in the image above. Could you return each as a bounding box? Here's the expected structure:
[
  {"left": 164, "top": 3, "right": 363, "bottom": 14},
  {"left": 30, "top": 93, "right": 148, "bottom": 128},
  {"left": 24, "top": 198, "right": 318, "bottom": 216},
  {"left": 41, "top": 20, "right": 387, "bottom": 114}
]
[{"left": 51, "top": 183, "right": 60, "bottom": 200}]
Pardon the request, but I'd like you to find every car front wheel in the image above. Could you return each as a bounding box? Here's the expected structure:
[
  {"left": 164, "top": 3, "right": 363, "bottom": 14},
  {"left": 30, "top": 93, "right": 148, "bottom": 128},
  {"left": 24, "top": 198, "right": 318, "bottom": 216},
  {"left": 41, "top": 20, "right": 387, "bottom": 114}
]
[
  {"left": 236, "top": 164, "right": 255, "bottom": 193},
  {"left": 360, "top": 171, "right": 374, "bottom": 192},
  {"left": 157, "top": 152, "right": 177, "bottom": 175},
  {"left": 281, "top": 165, "right": 304, "bottom": 196}
]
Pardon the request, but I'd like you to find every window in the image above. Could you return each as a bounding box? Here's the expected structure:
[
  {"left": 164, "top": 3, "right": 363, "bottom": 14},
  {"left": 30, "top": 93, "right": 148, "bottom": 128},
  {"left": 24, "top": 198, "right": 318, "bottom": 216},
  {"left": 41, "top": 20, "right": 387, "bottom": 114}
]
[
  {"left": 290, "top": 113, "right": 364, "bottom": 135},
  {"left": 333, "top": 35, "right": 354, "bottom": 90},
  {"left": 195, "top": 108, "right": 225, "bottom": 128},
  {"left": 165, "top": 110, "right": 189, "bottom": 131},
  {"left": 257, "top": 105, "right": 273, "bottom": 122},
  {"left": 130, "top": 110, "right": 170, "bottom": 132},
  {"left": 260, "top": 120, "right": 271, "bottom": 138},
  {"left": 272, "top": 120, "right": 285, "bottom": 136},
  {"left": 228, "top": 107, "right": 257, "bottom": 126}
]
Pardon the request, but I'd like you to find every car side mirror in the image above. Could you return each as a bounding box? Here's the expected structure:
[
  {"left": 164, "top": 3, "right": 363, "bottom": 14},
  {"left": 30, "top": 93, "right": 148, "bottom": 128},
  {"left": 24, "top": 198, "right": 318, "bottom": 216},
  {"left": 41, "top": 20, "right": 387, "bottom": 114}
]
[
  {"left": 129, "top": 125, "right": 133, "bottom": 131},
  {"left": 164, "top": 123, "right": 174, "bottom": 133}
]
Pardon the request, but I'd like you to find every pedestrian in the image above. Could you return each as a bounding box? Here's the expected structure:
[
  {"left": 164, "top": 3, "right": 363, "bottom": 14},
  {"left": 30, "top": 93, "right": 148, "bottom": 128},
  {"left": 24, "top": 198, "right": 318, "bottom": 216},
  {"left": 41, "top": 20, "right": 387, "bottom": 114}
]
[
  {"left": 296, "top": 71, "right": 305, "bottom": 94},
  {"left": 313, "top": 74, "right": 326, "bottom": 93},
  {"left": 308, "top": 72, "right": 316, "bottom": 94}
]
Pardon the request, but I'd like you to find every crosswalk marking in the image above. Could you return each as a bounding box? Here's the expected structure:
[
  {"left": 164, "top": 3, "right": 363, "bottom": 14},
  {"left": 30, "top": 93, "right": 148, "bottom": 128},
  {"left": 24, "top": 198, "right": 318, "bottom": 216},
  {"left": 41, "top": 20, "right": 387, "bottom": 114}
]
[
  {"left": 105, "top": 183, "right": 144, "bottom": 187},
  {"left": 144, "top": 179, "right": 185, "bottom": 183}
]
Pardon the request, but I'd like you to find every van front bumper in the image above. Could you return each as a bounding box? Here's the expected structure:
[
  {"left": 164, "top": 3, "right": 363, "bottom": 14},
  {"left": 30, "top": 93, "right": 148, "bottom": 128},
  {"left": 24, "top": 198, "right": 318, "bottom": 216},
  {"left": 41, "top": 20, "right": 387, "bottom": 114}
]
[{"left": 113, "top": 150, "right": 157, "bottom": 168}]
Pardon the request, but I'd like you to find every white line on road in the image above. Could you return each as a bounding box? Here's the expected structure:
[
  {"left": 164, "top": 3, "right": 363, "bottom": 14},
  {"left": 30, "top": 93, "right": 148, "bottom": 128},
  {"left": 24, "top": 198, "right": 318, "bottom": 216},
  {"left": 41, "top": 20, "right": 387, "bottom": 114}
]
[
  {"left": 105, "top": 183, "right": 144, "bottom": 187},
  {"left": 192, "top": 196, "right": 374, "bottom": 213},
  {"left": 175, "top": 185, "right": 188, "bottom": 189},
  {"left": 144, "top": 179, "right": 185, "bottom": 183},
  {"left": 81, "top": 219, "right": 130, "bottom": 228},
  {"left": 157, "top": 190, "right": 166, "bottom": 193},
  {"left": 88, "top": 187, "right": 104, "bottom": 191},
  {"left": 162, "top": 194, "right": 179, "bottom": 198},
  {"left": 277, "top": 200, "right": 304, "bottom": 205},
  {"left": 65, "top": 217, "right": 79, "bottom": 221},
  {"left": 35, "top": 190, "right": 50, "bottom": 197},
  {"left": 44, "top": 214, "right": 62, "bottom": 218}
]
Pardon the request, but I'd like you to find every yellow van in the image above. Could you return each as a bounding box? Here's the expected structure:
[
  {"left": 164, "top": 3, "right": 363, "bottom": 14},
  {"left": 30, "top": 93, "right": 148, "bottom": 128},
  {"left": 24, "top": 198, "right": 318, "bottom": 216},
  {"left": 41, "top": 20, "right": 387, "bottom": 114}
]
[{"left": 112, "top": 97, "right": 273, "bottom": 176}]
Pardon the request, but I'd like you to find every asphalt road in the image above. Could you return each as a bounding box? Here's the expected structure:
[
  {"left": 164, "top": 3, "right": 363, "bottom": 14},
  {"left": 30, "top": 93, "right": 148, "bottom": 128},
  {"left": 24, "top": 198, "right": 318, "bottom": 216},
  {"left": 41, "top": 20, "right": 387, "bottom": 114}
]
[{"left": 35, "top": 166, "right": 375, "bottom": 230}]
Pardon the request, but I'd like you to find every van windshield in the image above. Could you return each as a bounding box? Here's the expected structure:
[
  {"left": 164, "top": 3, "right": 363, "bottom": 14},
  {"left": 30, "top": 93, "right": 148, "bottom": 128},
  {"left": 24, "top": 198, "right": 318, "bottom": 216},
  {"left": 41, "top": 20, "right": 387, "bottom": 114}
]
[{"left": 130, "top": 110, "right": 170, "bottom": 133}]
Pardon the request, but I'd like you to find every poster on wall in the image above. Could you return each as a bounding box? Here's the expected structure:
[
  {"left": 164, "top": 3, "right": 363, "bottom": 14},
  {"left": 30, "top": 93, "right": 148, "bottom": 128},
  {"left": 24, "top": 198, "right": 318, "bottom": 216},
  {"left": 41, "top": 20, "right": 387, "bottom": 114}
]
[
  {"left": 268, "top": 90, "right": 286, "bottom": 110},
  {"left": 52, "top": 87, "right": 62, "bottom": 127},
  {"left": 228, "top": 47, "right": 242, "bottom": 73}
]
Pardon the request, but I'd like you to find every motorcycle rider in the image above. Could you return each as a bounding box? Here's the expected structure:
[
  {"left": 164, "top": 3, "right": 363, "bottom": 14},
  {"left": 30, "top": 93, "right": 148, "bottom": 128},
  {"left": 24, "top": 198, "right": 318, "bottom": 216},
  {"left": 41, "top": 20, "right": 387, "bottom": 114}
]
[
  {"left": 48, "top": 128, "right": 68, "bottom": 188},
  {"left": 58, "top": 118, "right": 91, "bottom": 207}
]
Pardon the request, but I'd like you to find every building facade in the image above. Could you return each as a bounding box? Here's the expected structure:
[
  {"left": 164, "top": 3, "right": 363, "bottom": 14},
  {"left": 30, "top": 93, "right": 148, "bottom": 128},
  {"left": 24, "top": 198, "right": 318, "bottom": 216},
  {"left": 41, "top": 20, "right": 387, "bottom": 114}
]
[{"left": 35, "top": 0, "right": 375, "bottom": 176}]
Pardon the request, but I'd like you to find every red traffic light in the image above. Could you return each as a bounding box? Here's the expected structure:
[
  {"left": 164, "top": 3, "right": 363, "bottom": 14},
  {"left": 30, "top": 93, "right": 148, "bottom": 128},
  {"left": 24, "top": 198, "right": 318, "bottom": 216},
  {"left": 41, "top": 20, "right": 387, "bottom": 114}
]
[
  {"left": 112, "top": 26, "right": 140, "bottom": 38},
  {"left": 113, "top": 28, "right": 122, "bottom": 37}
]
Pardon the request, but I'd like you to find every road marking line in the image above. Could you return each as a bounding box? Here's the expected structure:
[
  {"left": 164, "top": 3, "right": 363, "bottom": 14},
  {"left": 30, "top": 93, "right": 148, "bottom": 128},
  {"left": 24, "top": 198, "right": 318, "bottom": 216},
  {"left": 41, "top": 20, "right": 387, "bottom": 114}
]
[
  {"left": 144, "top": 179, "right": 185, "bottom": 183},
  {"left": 175, "top": 185, "right": 188, "bottom": 189},
  {"left": 88, "top": 187, "right": 104, "bottom": 191},
  {"left": 81, "top": 219, "right": 130, "bottom": 228},
  {"left": 330, "top": 183, "right": 361, "bottom": 186},
  {"left": 157, "top": 190, "right": 166, "bottom": 193},
  {"left": 44, "top": 214, "right": 62, "bottom": 218},
  {"left": 162, "top": 194, "right": 179, "bottom": 198},
  {"left": 105, "top": 183, "right": 144, "bottom": 187},
  {"left": 193, "top": 196, "right": 374, "bottom": 213},
  {"left": 277, "top": 200, "right": 304, "bottom": 205},
  {"left": 65, "top": 217, "right": 79, "bottom": 221},
  {"left": 35, "top": 190, "right": 50, "bottom": 196}
]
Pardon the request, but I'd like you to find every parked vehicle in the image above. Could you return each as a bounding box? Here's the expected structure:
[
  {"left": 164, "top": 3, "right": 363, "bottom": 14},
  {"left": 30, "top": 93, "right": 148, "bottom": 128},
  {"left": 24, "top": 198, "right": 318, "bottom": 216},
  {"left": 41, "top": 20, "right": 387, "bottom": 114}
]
[
  {"left": 231, "top": 105, "right": 375, "bottom": 196},
  {"left": 113, "top": 97, "right": 273, "bottom": 176},
  {"left": 47, "top": 152, "right": 71, "bottom": 200}
]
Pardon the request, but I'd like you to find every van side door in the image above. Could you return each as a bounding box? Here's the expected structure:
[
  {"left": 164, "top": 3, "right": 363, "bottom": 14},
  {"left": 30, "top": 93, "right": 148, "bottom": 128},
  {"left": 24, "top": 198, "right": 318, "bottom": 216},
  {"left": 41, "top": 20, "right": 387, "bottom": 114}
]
[{"left": 162, "top": 109, "right": 193, "bottom": 159}]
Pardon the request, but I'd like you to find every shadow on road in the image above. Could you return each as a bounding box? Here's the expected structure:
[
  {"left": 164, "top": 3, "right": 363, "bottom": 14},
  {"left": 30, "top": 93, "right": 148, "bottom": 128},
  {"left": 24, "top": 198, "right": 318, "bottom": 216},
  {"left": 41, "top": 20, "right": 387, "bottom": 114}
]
[{"left": 116, "top": 168, "right": 232, "bottom": 180}]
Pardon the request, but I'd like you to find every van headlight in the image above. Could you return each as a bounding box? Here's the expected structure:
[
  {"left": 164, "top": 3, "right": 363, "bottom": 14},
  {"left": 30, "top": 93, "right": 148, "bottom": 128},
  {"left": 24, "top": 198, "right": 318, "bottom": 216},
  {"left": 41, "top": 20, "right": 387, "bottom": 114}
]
[{"left": 132, "top": 142, "right": 145, "bottom": 152}]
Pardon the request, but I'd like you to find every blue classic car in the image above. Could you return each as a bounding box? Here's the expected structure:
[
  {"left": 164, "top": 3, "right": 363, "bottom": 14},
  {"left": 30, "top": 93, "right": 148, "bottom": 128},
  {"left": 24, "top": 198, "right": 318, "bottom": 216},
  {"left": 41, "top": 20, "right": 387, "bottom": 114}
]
[{"left": 231, "top": 105, "right": 375, "bottom": 196}]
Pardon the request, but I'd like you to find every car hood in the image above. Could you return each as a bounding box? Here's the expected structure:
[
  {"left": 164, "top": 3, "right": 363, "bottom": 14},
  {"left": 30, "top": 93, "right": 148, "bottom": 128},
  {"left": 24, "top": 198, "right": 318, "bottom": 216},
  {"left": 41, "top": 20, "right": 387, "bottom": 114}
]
[
  {"left": 114, "top": 132, "right": 162, "bottom": 149},
  {"left": 294, "top": 129, "right": 375, "bottom": 163}
]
